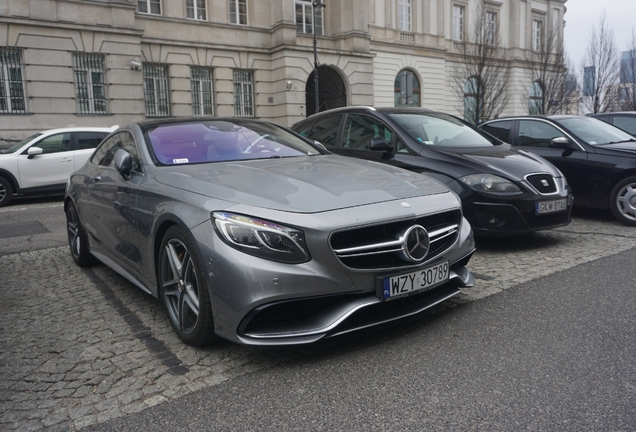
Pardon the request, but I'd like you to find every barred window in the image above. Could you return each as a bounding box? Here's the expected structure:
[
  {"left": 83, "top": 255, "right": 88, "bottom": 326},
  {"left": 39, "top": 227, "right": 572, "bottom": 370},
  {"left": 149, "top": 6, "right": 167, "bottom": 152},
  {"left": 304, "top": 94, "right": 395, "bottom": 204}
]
[
  {"left": 230, "top": 0, "right": 247, "bottom": 25},
  {"left": 0, "top": 48, "right": 26, "bottom": 114},
  {"left": 73, "top": 53, "right": 107, "bottom": 115},
  {"left": 138, "top": 0, "right": 161, "bottom": 14},
  {"left": 295, "top": 0, "right": 323, "bottom": 35},
  {"left": 143, "top": 63, "right": 170, "bottom": 117},
  {"left": 233, "top": 69, "right": 254, "bottom": 118},
  {"left": 186, "top": 0, "right": 206, "bottom": 20},
  {"left": 191, "top": 66, "right": 214, "bottom": 116}
]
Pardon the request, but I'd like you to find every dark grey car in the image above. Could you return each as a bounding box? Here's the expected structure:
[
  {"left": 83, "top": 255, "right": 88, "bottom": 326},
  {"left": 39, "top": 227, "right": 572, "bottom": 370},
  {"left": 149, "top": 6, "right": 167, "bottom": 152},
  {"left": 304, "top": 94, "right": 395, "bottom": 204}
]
[{"left": 65, "top": 118, "right": 475, "bottom": 346}]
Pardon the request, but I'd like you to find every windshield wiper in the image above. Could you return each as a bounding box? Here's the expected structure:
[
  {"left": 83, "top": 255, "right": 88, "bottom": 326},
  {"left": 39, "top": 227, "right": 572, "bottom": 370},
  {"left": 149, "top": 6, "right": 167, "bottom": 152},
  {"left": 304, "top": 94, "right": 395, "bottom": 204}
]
[{"left": 607, "top": 139, "right": 636, "bottom": 144}]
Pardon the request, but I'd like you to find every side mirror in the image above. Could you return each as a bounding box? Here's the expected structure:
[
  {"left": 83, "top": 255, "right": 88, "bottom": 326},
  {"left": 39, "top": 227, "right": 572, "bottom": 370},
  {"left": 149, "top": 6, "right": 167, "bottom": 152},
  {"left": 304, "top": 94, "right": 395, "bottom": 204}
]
[
  {"left": 549, "top": 137, "right": 572, "bottom": 149},
  {"left": 113, "top": 148, "right": 132, "bottom": 179},
  {"left": 369, "top": 137, "right": 394, "bottom": 152},
  {"left": 27, "top": 147, "right": 43, "bottom": 159},
  {"left": 312, "top": 140, "right": 329, "bottom": 152}
]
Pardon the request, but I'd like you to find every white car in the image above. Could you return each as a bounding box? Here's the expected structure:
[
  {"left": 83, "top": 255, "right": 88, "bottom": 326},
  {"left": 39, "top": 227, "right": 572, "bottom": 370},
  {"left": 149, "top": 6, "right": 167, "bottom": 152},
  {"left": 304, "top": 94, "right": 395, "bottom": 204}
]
[{"left": 0, "top": 126, "right": 116, "bottom": 206}]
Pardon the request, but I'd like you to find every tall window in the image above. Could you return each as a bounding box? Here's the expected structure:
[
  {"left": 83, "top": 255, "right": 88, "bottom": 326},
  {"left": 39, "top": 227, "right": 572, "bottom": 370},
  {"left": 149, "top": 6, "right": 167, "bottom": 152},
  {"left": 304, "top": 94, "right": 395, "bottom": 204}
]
[
  {"left": 230, "top": 0, "right": 247, "bottom": 25},
  {"left": 73, "top": 53, "right": 107, "bottom": 115},
  {"left": 143, "top": 63, "right": 170, "bottom": 117},
  {"left": 398, "top": 0, "right": 412, "bottom": 32},
  {"left": 486, "top": 12, "right": 497, "bottom": 45},
  {"left": 191, "top": 66, "right": 214, "bottom": 117},
  {"left": 464, "top": 77, "right": 481, "bottom": 124},
  {"left": 0, "top": 48, "right": 26, "bottom": 114},
  {"left": 233, "top": 69, "right": 254, "bottom": 117},
  {"left": 394, "top": 70, "right": 420, "bottom": 107},
  {"left": 532, "top": 19, "right": 543, "bottom": 51},
  {"left": 138, "top": 0, "right": 161, "bottom": 14},
  {"left": 453, "top": 5, "right": 465, "bottom": 41},
  {"left": 529, "top": 81, "right": 543, "bottom": 115},
  {"left": 295, "top": 0, "right": 323, "bottom": 35},
  {"left": 186, "top": 0, "right": 206, "bottom": 20}
]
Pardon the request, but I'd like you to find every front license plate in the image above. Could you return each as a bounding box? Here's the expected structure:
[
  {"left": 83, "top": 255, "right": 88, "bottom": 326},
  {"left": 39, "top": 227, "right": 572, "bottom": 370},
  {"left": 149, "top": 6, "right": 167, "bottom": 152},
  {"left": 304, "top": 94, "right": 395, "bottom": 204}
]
[
  {"left": 535, "top": 198, "right": 567, "bottom": 215},
  {"left": 381, "top": 261, "right": 449, "bottom": 301}
]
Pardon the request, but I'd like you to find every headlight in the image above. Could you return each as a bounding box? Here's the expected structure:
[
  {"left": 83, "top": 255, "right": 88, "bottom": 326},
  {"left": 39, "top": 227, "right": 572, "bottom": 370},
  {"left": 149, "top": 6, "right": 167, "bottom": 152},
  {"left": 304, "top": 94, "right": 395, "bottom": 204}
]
[
  {"left": 212, "top": 212, "right": 310, "bottom": 264},
  {"left": 459, "top": 174, "right": 521, "bottom": 193}
]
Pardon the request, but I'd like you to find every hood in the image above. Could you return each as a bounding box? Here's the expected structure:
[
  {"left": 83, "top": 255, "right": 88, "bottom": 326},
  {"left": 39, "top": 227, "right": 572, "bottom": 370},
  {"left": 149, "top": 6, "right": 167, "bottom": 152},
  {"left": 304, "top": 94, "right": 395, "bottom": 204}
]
[
  {"left": 428, "top": 143, "right": 560, "bottom": 179},
  {"left": 153, "top": 155, "right": 449, "bottom": 213}
]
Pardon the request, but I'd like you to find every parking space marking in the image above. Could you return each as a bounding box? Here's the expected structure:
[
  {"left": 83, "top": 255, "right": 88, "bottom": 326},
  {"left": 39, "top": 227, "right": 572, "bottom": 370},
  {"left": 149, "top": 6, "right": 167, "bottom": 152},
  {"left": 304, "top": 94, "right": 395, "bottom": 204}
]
[
  {"left": 84, "top": 268, "right": 190, "bottom": 376},
  {"left": 0, "top": 203, "right": 63, "bottom": 213}
]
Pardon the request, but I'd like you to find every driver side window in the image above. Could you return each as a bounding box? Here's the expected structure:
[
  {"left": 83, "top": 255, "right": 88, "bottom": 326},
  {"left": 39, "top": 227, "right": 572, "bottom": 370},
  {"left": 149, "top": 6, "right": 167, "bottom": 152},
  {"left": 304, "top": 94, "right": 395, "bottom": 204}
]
[
  {"left": 518, "top": 120, "right": 564, "bottom": 148},
  {"left": 343, "top": 114, "right": 393, "bottom": 150},
  {"left": 32, "top": 133, "right": 71, "bottom": 155},
  {"left": 91, "top": 132, "right": 140, "bottom": 170}
]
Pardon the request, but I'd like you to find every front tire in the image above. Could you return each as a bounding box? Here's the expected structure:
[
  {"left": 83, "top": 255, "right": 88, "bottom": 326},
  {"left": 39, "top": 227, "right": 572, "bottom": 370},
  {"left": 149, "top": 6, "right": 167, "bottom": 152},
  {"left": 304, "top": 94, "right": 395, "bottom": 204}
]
[
  {"left": 158, "top": 225, "right": 216, "bottom": 346},
  {"left": 66, "top": 203, "right": 96, "bottom": 267},
  {"left": 610, "top": 176, "right": 636, "bottom": 226},
  {"left": 0, "top": 177, "right": 13, "bottom": 207}
]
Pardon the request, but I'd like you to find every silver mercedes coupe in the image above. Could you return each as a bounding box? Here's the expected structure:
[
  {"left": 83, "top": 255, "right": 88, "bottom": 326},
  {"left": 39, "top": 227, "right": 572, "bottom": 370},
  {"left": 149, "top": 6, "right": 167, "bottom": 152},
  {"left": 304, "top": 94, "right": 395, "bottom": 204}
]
[{"left": 65, "top": 118, "right": 475, "bottom": 346}]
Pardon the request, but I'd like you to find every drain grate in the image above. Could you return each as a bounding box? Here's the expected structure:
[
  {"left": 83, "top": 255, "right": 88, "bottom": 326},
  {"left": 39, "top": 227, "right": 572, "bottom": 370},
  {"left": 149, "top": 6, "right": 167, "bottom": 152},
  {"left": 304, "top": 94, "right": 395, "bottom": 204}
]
[{"left": 0, "top": 221, "right": 50, "bottom": 239}]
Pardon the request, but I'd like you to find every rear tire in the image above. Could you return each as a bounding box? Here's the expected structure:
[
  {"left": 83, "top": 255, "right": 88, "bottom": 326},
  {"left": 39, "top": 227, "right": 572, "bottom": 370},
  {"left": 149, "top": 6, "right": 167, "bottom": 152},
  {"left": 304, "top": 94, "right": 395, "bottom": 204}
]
[
  {"left": 610, "top": 176, "right": 636, "bottom": 226},
  {"left": 66, "top": 203, "right": 96, "bottom": 267},
  {"left": 0, "top": 177, "right": 13, "bottom": 207},
  {"left": 158, "top": 225, "right": 216, "bottom": 346}
]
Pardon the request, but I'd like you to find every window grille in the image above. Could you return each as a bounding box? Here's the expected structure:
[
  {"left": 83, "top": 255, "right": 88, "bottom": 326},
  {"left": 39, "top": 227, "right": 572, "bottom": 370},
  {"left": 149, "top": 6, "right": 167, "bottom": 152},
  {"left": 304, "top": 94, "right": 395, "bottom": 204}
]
[
  {"left": 191, "top": 66, "right": 214, "bottom": 117},
  {"left": 186, "top": 0, "right": 206, "bottom": 20},
  {"left": 138, "top": 0, "right": 161, "bottom": 14},
  {"left": 233, "top": 69, "right": 254, "bottom": 118},
  {"left": 0, "top": 48, "right": 26, "bottom": 114},
  {"left": 143, "top": 63, "right": 170, "bottom": 117},
  {"left": 230, "top": 0, "right": 247, "bottom": 25},
  {"left": 295, "top": 0, "right": 323, "bottom": 34},
  {"left": 73, "top": 53, "right": 107, "bottom": 115},
  {"left": 400, "top": 33, "right": 415, "bottom": 43}
]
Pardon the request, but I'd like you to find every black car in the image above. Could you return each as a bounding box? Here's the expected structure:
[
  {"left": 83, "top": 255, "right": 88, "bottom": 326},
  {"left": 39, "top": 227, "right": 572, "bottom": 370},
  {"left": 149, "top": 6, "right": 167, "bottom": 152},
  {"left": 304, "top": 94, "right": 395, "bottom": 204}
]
[
  {"left": 480, "top": 115, "right": 636, "bottom": 226},
  {"left": 587, "top": 112, "right": 636, "bottom": 135},
  {"left": 292, "top": 107, "right": 572, "bottom": 237}
]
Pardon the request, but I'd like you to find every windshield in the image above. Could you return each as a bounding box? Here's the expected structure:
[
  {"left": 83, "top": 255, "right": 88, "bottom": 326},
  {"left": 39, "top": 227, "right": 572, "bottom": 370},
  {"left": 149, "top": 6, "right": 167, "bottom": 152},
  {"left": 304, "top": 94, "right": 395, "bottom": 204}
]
[
  {"left": 388, "top": 113, "right": 497, "bottom": 148},
  {"left": 147, "top": 120, "right": 321, "bottom": 165},
  {"left": 556, "top": 117, "right": 635, "bottom": 146},
  {"left": 1, "top": 133, "right": 42, "bottom": 154}
]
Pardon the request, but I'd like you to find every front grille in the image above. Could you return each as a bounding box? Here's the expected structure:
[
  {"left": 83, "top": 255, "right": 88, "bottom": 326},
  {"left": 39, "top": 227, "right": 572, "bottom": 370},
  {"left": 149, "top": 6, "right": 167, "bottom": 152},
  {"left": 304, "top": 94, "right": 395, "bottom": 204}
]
[
  {"left": 526, "top": 174, "right": 557, "bottom": 194},
  {"left": 330, "top": 209, "right": 461, "bottom": 270}
]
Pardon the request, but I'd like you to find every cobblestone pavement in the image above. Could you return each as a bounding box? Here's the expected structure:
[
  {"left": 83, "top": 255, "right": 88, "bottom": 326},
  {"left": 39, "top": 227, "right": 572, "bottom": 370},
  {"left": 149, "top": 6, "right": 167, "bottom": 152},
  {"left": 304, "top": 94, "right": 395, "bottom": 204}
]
[{"left": 1, "top": 212, "right": 635, "bottom": 431}]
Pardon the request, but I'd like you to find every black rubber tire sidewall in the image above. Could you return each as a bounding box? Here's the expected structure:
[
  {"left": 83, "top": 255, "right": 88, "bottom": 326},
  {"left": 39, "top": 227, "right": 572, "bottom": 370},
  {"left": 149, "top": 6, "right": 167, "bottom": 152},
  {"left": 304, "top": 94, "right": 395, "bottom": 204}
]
[
  {"left": 66, "top": 203, "right": 96, "bottom": 267},
  {"left": 158, "top": 225, "right": 216, "bottom": 346},
  {"left": 0, "top": 177, "right": 13, "bottom": 207}
]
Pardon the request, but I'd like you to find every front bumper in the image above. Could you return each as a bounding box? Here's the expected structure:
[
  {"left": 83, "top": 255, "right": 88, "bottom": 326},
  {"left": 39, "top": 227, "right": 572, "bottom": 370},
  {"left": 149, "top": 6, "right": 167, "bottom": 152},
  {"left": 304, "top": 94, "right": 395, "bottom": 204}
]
[{"left": 192, "top": 195, "right": 476, "bottom": 345}]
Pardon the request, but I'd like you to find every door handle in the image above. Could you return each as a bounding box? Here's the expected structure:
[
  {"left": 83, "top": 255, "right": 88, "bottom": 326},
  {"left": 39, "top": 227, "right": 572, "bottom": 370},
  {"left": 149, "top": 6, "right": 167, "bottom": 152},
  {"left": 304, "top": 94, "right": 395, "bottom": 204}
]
[{"left": 60, "top": 158, "right": 73, "bottom": 162}]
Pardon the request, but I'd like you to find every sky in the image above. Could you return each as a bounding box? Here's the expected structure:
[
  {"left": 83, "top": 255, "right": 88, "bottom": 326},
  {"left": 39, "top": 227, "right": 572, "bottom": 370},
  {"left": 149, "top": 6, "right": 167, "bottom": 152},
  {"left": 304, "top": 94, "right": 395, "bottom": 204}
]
[{"left": 563, "top": 0, "right": 635, "bottom": 69}]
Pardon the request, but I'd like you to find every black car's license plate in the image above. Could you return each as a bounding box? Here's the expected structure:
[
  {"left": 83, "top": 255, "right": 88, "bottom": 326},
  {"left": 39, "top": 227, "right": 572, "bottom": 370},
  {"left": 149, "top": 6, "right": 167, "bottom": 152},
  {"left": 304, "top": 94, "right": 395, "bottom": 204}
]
[
  {"left": 380, "top": 261, "right": 449, "bottom": 301},
  {"left": 535, "top": 198, "right": 567, "bottom": 215}
]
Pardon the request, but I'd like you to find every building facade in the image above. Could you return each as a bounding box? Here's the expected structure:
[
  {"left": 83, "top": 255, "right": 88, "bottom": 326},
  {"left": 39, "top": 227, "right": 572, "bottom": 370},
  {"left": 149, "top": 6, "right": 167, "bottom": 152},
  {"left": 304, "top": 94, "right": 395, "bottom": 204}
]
[{"left": 0, "top": 0, "right": 567, "bottom": 141}]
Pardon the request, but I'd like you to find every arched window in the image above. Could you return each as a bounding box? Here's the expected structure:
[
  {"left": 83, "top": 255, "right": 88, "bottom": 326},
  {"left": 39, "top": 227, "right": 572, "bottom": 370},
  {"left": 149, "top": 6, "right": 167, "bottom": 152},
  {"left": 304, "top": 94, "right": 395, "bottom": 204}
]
[
  {"left": 529, "top": 81, "right": 543, "bottom": 115},
  {"left": 464, "top": 77, "right": 481, "bottom": 124},
  {"left": 394, "top": 70, "right": 420, "bottom": 107}
]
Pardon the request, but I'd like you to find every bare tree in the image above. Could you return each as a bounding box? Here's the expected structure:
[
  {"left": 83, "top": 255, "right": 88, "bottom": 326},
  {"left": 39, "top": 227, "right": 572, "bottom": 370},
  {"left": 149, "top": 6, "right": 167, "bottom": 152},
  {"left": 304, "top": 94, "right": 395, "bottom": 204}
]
[
  {"left": 581, "top": 14, "right": 620, "bottom": 113},
  {"left": 451, "top": 0, "right": 510, "bottom": 124},
  {"left": 524, "top": 19, "right": 577, "bottom": 115},
  {"left": 618, "top": 29, "right": 636, "bottom": 111}
]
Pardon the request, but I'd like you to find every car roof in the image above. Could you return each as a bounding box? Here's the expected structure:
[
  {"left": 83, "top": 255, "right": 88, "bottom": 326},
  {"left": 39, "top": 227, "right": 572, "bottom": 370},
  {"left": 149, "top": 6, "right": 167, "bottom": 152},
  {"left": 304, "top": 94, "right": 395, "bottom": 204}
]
[
  {"left": 588, "top": 111, "right": 636, "bottom": 116},
  {"left": 304, "top": 106, "right": 439, "bottom": 121},
  {"left": 39, "top": 126, "right": 118, "bottom": 135}
]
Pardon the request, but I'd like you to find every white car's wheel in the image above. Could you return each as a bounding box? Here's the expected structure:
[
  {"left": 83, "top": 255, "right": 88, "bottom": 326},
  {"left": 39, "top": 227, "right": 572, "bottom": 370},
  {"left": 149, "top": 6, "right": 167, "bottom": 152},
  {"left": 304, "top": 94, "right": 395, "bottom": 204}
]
[{"left": 0, "top": 177, "right": 13, "bottom": 207}]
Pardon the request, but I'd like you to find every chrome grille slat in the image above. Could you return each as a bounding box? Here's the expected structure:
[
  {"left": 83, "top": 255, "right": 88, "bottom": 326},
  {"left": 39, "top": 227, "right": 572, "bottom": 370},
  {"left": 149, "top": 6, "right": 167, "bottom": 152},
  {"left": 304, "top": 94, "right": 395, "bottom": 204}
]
[{"left": 330, "top": 210, "right": 462, "bottom": 270}]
